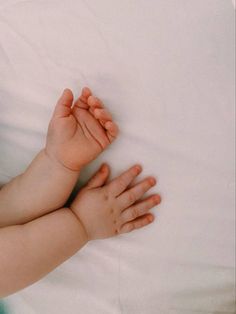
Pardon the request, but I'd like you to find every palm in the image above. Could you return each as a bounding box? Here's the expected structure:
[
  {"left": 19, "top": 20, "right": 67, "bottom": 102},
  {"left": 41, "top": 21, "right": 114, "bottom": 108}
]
[
  {"left": 48, "top": 108, "right": 109, "bottom": 170},
  {"left": 46, "top": 87, "right": 118, "bottom": 171}
]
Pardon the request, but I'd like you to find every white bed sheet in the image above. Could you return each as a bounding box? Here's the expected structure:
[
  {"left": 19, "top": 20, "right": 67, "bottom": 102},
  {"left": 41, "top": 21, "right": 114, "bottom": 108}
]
[{"left": 0, "top": 1, "right": 235, "bottom": 313}]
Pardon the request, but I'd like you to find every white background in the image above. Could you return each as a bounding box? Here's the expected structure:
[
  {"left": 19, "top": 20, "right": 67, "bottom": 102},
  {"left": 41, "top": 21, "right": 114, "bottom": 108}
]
[{"left": 0, "top": 1, "right": 235, "bottom": 313}]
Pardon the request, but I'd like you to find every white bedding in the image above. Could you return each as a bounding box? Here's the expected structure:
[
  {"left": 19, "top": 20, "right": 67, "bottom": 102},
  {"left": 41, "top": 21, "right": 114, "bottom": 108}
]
[{"left": 0, "top": 1, "right": 235, "bottom": 313}]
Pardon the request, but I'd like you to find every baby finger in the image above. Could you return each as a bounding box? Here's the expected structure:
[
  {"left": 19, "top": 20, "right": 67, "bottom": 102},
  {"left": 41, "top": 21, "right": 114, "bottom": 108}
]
[
  {"left": 117, "top": 177, "right": 156, "bottom": 209},
  {"left": 119, "top": 213, "right": 154, "bottom": 234},
  {"left": 94, "top": 108, "right": 112, "bottom": 121},
  {"left": 120, "top": 194, "right": 161, "bottom": 224},
  {"left": 105, "top": 121, "right": 119, "bottom": 142},
  {"left": 88, "top": 95, "right": 103, "bottom": 109}
]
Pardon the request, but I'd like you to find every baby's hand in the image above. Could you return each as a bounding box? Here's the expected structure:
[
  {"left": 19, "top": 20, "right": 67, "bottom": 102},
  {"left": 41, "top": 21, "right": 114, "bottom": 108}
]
[
  {"left": 45, "top": 88, "right": 119, "bottom": 171},
  {"left": 70, "top": 164, "right": 161, "bottom": 241}
]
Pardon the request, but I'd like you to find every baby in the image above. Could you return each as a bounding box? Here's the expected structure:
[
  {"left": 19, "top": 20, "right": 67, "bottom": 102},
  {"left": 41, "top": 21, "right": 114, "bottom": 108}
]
[{"left": 0, "top": 87, "right": 161, "bottom": 297}]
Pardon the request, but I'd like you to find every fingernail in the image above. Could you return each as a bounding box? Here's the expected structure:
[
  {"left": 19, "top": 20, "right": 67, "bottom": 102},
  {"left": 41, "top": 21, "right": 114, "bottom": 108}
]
[
  {"left": 153, "top": 195, "right": 161, "bottom": 203},
  {"left": 148, "top": 215, "right": 154, "bottom": 223},
  {"left": 135, "top": 165, "right": 142, "bottom": 173},
  {"left": 149, "top": 178, "right": 156, "bottom": 186},
  {"left": 100, "top": 163, "right": 107, "bottom": 172}
]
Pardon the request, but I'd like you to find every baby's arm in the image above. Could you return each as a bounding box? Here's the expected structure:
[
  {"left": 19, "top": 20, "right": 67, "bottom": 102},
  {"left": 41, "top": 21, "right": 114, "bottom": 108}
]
[
  {"left": 0, "top": 150, "right": 79, "bottom": 227},
  {"left": 0, "top": 164, "right": 161, "bottom": 298},
  {"left": 0, "top": 207, "right": 87, "bottom": 298},
  {"left": 0, "top": 87, "right": 118, "bottom": 228}
]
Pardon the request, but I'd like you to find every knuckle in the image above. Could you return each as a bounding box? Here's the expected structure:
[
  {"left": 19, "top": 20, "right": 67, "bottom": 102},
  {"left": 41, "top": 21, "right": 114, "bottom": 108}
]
[
  {"left": 119, "top": 177, "right": 127, "bottom": 189},
  {"left": 138, "top": 205, "right": 145, "bottom": 215},
  {"left": 128, "top": 191, "right": 136, "bottom": 203},
  {"left": 94, "top": 108, "right": 100, "bottom": 117},
  {"left": 133, "top": 221, "right": 139, "bottom": 229},
  {"left": 120, "top": 222, "right": 134, "bottom": 234},
  {"left": 131, "top": 207, "right": 139, "bottom": 219},
  {"left": 129, "top": 223, "right": 135, "bottom": 232}
]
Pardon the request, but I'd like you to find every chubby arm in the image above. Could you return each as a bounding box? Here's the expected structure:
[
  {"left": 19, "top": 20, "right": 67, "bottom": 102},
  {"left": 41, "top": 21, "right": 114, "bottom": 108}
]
[
  {"left": 0, "top": 164, "right": 161, "bottom": 298},
  {"left": 0, "top": 150, "right": 79, "bottom": 227},
  {"left": 0, "top": 207, "right": 88, "bottom": 298},
  {"left": 0, "top": 87, "right": 118, "bottom": 228}
]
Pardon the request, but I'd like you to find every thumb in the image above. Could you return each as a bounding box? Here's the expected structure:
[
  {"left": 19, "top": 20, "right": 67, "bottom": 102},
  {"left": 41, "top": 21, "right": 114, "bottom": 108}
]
[
  {"left": 86, "top": 164, "right": 110, "bottom": 189},
  {"left": 52, "top": 88, "right": 74, "bottom": 118}
]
